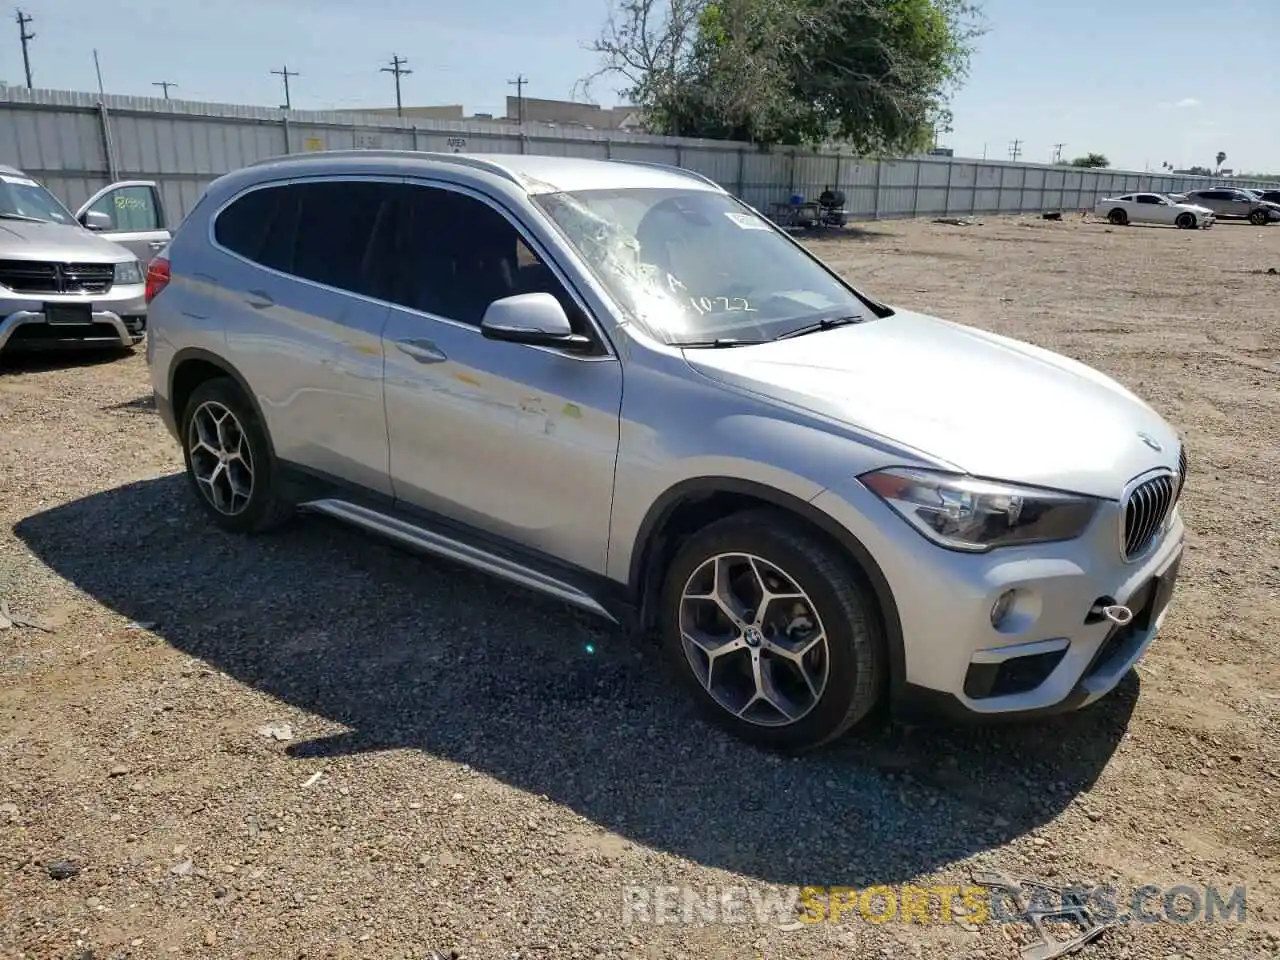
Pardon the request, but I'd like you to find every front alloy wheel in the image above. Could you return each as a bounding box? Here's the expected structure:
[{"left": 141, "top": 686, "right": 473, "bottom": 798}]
[
  {"left": 679, "top": 552, "right": 830, "bottom": 726},
  {"left": 660, "top": 510, "right": 885, "bottom": 753}
]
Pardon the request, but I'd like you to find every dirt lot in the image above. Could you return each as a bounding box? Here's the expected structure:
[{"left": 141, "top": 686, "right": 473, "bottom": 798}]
[{"left": 1, "top": 213, "right": 1278, "bottom": 960}]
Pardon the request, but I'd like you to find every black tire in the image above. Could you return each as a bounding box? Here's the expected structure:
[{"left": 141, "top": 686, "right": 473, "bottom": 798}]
[
  {"left": 659, "top": 509, "right": 885, "bottom": 753},
  {"left": 1175, "top": 212, "right": 1195, "bottom": 229},
  {"left": 1249, "top": 208, "right": 1269, "bottom": 226},
  {"left": 179, "top": 377, "right": 294, "bottom": 534},
  {"left": 1107, "top": 208, "right": 1128, "bottom": 226}
]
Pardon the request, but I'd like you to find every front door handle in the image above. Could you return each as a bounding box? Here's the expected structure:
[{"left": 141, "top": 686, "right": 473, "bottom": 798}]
[
  {"left": 245, "top": 289, "right": 274, "bottom": 310},
  {"left": 395, "top": 338, "right": 447, "bottom": 364}
]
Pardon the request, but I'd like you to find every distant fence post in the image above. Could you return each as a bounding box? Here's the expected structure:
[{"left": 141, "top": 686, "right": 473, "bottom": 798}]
[
  {"left": 789, "top": 148, "right": 797, "bottom": 196},
  {"left": 944, "top": 159, "right": 954, "bottom": 215},
  {"left": 605, "top": 137, "right": 612, "bottom": 160},
  {"left": 736, "top": 147, "right": 745, "bottom": 198},
  {"left": 411, "top": 126, "right": 419, "bottom": 151},
  {"left": 281, "top": 114, "right": 290, "bottom": 154},
  {"left": 872, "top": 160, "right": 882, "bottom": 219},
  {"left": 675, "top": 143, "right": 683, "bottom": 168},
  {"left": 95, "top": 101, "right": 118, "bottom": 180},
  {"left": 970, "top": 163, "right": 979, "bottom": 215},
  {"left": 833, "top": 152, "right": 842, "bottom": 191},
  {"left": 911, "top": 159, "right": 921, "bottom": 217}
]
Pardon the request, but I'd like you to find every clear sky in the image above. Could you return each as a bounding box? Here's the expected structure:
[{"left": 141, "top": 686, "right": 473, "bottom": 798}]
[{"left": 5, "top": 0, "right": 1276, "bottom": 174}]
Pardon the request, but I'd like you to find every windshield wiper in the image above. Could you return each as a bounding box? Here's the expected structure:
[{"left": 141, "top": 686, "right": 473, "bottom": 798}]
[
  {"left": 774, "top": 315, "right": 867, "bottom": 340},
  {"left": 676, "top": 337, "right": 770, "bottom": 348},
  {"left": 0, "top": 212, "right": 47, "bottom": 223}
]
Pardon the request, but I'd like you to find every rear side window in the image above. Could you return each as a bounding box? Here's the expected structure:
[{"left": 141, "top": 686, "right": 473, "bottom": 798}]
[
  {"left": 213, "top": 180, "right": 397, "bottom": 298},
  {"left": 214, "top": 185, "right": 295, "bottom": 265},
  {"left": 291, "top": 181, "right": 395, "bottom": 298}
]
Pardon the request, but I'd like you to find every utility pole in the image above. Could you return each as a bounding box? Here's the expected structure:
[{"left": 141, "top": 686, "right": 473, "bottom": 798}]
[
  {"left": 15, "top": 8, "right": 35, "bottom": 89},
  {"left": 271, "top": 64, "right": 299, "bottom": 110},
  {"left": 92, "top": 49, "right": 105, "bottom": 96},
  {"left": 1052, "top": 143, "right": 1066, "bottom": 164},
  {"left": 507, "top": 73, "right": 528, "bottom": 125},
  {"left": 152, "top": 80, "right": 177, "bottom": 99},
  {"left": 381, "top": 55, "right": 411, "bottom": 117},
  {"left": 1007, "top": 139, "right": 1023, "bottom": 162}
]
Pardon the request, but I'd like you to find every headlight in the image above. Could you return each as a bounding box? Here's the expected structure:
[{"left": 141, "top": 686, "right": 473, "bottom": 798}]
[
  {"left": 860, "top": 467, "right": 1099, "bottom": 552},
  {"left": 113, "top": 260, "right": 143, "bottom": 285}
]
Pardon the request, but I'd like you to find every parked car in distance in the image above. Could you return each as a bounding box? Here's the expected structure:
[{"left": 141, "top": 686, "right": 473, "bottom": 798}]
[
  {"left": 0, "top": 165, "right": 170, "bottom": 354},
  {"left": 1180, "top": 188, "right": 1280, "bottom": 225},
  {"left": 1256, "top": 189, "right": 1280, "bottom": 206},
  {"left": 1093, "top": 192, "right": 1215, "bottom": 229},
  {"left": 146, "top": 151, "right": 1188, "bottom": 752}
]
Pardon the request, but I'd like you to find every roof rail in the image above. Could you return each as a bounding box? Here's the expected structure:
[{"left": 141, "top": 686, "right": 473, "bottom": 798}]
[
  {"left": 245, "top": 149, "right": 524, "bottom": 188},
  {"left": 606, "top": 158, "right": 724, "bottom": 190}
]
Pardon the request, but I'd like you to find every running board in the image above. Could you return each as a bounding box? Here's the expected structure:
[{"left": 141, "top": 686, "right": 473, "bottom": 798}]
[{"left": 298, "top": 498, "right": 619, "bottom": 624}]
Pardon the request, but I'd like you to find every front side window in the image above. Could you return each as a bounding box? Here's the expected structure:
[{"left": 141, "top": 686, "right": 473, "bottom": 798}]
[
  {"left": 532, "top": 188, "right": 870, "bottom": 345},
  {"left": 87, "top": 185, "right": 161, "bottom": 231},
  {"left": 0, "top": 173, "right": 76, "bottom": 225},
  {"left": 391, "top": 185, "right": 587, "bottom": 332}
]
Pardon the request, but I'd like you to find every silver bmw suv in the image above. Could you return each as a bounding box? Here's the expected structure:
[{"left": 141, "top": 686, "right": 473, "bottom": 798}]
[{"left": 146, "top": 150, "right": 1186, "bottom": 752}]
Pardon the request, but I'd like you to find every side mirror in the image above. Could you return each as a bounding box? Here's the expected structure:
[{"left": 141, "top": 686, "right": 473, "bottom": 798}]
[
  {"left": 480, "top": 292, "right": 594, "bottom": 353},
  {"left": 80, "top": 210, "right": 112, "bottom": 231}
]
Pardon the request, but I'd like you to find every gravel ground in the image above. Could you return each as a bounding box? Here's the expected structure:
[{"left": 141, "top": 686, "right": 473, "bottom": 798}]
[{"left": 1, "top": 213, "right": 1278, "bottom": 960}]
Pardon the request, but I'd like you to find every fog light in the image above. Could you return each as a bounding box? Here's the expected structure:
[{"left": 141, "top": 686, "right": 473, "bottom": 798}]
[{"left": 991, "top": 590, "right": 1016, "bottom": 628}]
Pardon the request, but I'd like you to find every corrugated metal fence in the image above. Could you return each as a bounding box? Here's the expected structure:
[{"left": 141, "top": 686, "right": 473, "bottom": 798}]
[{"left": 3, "top": 86, "right": 1276, "bottom": 226}]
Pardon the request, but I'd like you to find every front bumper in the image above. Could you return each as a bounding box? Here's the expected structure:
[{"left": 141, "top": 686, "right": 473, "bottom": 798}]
[
  {"left": 812, "top": 477, "right": 1185, "bottom": 722},
  {"left": 0, "top": 285, "right": 147, "bottom": 353}
]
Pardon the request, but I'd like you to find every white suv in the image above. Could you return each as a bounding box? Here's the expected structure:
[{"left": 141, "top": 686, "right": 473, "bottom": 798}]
[{"left": 144, "top": 151, "right": 1186, "bottom": 752}]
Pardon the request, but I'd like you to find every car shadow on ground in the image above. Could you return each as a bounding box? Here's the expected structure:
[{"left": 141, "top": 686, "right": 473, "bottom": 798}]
[
  {"left": 15, "top": 474, "right": 1137, "bottom": 888},
  {"left": 0, "top": 345, "right": 134, "bottom": 372}
]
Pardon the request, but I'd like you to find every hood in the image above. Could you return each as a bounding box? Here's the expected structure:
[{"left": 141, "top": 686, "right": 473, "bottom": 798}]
[
  {"left": 0, "top": 218, "right": 134, "bottom": 262},
  {"left": 681, "top": 309, "right": 1180, "bottom": 498}
]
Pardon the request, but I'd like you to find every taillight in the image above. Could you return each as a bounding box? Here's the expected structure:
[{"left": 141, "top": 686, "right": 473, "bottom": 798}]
[{"left": 144, "top": 257, "right": 171, "bottom": 304}]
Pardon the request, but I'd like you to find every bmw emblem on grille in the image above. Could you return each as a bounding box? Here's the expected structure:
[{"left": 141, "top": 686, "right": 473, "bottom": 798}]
[{"left": 1137, "top": 432, "right": 1162, "bottom": 452}]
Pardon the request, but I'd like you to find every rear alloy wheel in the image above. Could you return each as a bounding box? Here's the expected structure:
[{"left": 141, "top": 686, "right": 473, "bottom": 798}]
[
  {"left": 180, "top": 377, "right": 293, "bottom": 534},
  {"left": 1175, "top": 212, "right": 1195, "bottom": 229},
  {"left": 660, "top": 510, "right": 885, "bottom": 753},
  {"left": 1249, "top": 208, "right": 1270, "bottom": 226},
  {"left": 1107, "top": 208, "right": 1128, "bottom": 226}
]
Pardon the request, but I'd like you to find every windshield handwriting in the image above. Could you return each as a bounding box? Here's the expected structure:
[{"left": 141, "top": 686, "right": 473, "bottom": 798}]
[{"left": 688, "top": 296, "right": 757, "bottom": 315}]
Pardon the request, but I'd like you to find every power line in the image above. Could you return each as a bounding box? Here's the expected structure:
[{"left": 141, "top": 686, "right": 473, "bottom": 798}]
[
  {"left": 380, "top": 55, "right": 411, "bottom": 117},
  {"left": 507, "top": 74, "right": 528, "bottom": 125},
  {"left": 271, "top": 64, "right": 299, "bottom": 110},
  {"left": 152, "top": 80, "right": 177, "bottom": 100},
  {"left": 1052, "top": 143, "right": 1066, "bottom": 164},
  {"left": 15, "top": 8, "right": 35, "bottom": 89},
  {"left": 1007, "top": 139, "right": 1023, "bottom": 163}
]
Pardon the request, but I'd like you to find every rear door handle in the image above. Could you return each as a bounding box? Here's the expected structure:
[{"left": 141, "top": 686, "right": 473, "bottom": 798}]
[
  {"left": 245, "top": 290, "right": 274, "bottom": 309},
  {"left": 395, "top": 338, "right": 447, "bottom": 364},
  {"left": 148, "top": 239, "right": 168, "bottom": 250}
]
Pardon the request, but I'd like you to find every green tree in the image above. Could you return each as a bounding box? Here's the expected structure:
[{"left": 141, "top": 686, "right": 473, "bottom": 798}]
[
  {"left": 1070, "top": 153, "right": 1109, "bottom": 168},
  {"left": 583, "top": 0, "right": 983, "bottom": 151}
]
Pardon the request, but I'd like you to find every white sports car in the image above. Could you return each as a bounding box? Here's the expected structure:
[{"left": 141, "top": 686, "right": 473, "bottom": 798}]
[{"left": 1093, "top": 192, "right": 1215, "bottom": 229}]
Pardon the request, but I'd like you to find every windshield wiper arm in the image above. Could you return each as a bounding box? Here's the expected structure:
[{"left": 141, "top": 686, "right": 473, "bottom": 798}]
[
  {"left": 774, "top": 315, "right": 866, "bottom": 340},
  {"left": 0, "top": 212, "right": 47, "bottom": 223},
  {"left": 677, "top": 337, "right": 770, "bottom": 348}
]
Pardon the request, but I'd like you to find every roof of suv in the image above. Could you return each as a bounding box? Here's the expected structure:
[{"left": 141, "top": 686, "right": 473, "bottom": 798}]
[{"left": 247, "top": 150, "right": 723, "bottom": 196}]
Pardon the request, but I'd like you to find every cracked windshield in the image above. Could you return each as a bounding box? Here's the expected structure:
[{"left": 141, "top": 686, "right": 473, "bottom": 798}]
[{"left": 534, "top": 188, "right": 868, "bottom": 344}]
